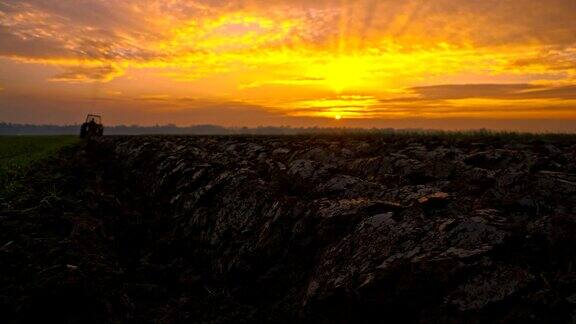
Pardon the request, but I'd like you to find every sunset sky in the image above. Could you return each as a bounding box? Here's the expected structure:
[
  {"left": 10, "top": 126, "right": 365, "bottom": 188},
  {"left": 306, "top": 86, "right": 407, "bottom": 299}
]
[{"left": 1, "top": 0, "right": 576, "bottom": 131}]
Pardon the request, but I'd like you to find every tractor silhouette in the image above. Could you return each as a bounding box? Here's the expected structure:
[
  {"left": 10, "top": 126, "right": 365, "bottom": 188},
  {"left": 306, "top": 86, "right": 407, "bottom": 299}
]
[{"left": 80, "top": 114, "right": 104, "bottom": 139}]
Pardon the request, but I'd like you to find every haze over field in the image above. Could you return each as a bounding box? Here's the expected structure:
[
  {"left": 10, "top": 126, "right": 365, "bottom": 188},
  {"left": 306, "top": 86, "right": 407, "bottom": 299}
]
[{"left": 1, "top": 0, "right": 576, "bottom": 131}]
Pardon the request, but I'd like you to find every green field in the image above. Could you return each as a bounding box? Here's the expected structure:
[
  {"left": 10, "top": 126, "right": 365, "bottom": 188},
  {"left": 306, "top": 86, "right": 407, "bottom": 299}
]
[{"left": 0, "top": 136, "right": 79, "bottom": 192}]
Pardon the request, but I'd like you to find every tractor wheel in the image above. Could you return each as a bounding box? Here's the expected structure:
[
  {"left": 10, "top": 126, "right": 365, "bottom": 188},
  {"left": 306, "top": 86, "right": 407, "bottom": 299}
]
[{"left": 80, "top": 123, "right": 88, "bottom": 138}]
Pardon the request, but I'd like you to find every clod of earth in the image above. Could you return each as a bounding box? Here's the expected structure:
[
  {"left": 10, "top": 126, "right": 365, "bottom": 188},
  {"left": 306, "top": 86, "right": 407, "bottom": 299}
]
[{"left": 1, "top": 135, "right": 575, "bottom": 323}]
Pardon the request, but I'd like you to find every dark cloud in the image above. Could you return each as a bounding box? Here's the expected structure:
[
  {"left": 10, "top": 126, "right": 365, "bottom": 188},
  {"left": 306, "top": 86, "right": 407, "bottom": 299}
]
[
  {"left": 522, "top": 85, "right": 576, "bottom": 100},
  {"left": 49, "top": 65, "right": 123, "bottom": 82},
  {"left": 411, "top": 84, "right": 576, "bottom": 100},
  {"left": 510, "top": 47, "right": 576, "bottom": 71},
  {"left": 411, "top": 84, "right": 535, "bottom": 100},
  {"left": 0, "top": 25, "right": 71, "bottom": 59},
  {"left": 0, "top": 0, "right": 161, "bottom": 63}
]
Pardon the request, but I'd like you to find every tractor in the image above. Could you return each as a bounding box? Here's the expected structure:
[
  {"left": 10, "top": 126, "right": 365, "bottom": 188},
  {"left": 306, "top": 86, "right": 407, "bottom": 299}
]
[{"left": 80, "top": 114, "right": 104, "bottom": 139}]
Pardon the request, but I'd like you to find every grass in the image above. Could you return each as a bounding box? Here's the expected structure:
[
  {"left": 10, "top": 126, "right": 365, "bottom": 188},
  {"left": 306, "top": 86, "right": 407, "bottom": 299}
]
[{"left": 0, "top": 136, "right": 79, "bottom": 200}]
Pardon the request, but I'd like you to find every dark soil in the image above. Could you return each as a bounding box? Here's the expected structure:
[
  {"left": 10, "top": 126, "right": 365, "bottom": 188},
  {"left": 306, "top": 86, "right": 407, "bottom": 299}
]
[{"left": 1, "top": 135, "right": 576, "bottom": 323}]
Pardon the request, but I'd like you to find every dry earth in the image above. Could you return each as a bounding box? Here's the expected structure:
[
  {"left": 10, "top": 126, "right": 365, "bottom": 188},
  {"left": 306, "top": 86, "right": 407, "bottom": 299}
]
[{"left": 1, "top": 135, "right": 576, "bottom": 323}]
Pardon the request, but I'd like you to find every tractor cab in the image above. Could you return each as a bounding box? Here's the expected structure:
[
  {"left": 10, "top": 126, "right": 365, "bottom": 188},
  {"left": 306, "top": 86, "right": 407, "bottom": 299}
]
[{"left": 80, "top": 114, "right": 104, "bottom": 139}]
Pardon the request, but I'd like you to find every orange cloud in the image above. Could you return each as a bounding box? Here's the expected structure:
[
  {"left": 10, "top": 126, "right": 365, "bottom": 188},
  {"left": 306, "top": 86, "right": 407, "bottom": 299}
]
[{"left": 49, "top": 64, "right": 124, "bottom": 83}]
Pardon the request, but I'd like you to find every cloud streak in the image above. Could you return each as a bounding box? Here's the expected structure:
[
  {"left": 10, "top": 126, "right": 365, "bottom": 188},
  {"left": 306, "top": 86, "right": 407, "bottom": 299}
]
[{"left": 411, "top": 84, "right": 576, "bottom": 100}]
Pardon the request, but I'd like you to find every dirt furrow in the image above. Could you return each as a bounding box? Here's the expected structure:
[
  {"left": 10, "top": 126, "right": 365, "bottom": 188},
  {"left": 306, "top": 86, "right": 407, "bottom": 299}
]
[{"left": 1, "top": 135, "right": 576, "bottom": 323}]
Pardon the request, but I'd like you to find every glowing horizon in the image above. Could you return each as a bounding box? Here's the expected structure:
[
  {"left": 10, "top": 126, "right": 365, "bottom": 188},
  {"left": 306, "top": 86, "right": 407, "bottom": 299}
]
[{"left": 1, "top": 0, "right": 576, "bottom": 131}]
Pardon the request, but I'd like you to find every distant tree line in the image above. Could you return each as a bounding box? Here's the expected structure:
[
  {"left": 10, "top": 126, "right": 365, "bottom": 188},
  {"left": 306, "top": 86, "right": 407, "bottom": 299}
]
[{"left": 0, "top": 122, "right": 401, "bottom": 136}]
